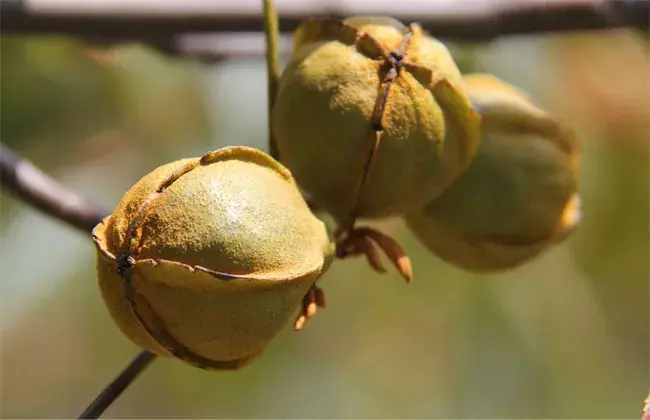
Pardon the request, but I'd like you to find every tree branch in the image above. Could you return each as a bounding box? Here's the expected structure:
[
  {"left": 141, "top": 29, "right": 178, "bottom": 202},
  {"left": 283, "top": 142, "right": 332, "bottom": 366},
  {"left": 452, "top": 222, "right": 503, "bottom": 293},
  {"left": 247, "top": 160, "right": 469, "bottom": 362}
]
[
  {"left": 78, "top": 350, "right": 157, "bottom": 419},
  {"left": 0, "top": 144, "right": 108, "bottom": 234},
  {"left": 1, "top": 0, "right": 647, "bottom": 60}
]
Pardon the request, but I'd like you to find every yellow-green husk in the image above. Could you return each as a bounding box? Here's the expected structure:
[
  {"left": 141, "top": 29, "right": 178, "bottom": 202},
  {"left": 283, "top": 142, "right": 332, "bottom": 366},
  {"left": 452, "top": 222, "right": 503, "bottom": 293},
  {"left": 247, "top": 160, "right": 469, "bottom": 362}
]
[
  {"left": 406, "top": 74, "right": 581, "bottom": 272},
  {"left": 93, "top": 146, "right": 334, "bottom": 370},
  {"left": 273, "top": 17, "right": 481, "bottom": 226}
]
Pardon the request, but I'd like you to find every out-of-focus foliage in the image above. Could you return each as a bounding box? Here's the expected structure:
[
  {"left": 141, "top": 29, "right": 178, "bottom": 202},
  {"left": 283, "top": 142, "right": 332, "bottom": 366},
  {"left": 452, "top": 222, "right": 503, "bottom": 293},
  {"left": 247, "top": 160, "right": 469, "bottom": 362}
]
[
  {"left": 0, "top": 38, "right": 119, "bottom": 153},
  {"left": 1, "top": 28, "right": 648, "bottom": 418}
]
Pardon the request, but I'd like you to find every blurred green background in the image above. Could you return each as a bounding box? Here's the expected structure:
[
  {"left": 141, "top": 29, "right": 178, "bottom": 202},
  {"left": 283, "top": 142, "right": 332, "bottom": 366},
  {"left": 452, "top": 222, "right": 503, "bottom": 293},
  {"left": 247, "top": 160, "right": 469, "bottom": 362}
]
[{"left": 1, "top": 27, "right": 648, "bottom": 418}]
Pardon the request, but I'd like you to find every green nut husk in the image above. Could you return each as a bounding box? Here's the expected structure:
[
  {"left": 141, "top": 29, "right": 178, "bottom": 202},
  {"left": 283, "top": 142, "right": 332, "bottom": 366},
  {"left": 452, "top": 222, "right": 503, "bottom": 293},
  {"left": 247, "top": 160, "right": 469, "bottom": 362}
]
[
  {"left": 406, "top": 74, "right": 582, "bottom": 272},
  {"left": 93, "top": 146, "right": 334, "bottom": 370},
  {"left": 272, "top": 17, "right": 481, "bottom": 227}
]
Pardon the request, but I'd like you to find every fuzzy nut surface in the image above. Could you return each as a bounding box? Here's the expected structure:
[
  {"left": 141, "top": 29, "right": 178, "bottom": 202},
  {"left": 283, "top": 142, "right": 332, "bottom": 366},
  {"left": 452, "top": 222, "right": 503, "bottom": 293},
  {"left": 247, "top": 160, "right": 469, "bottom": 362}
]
[
  {"left": 272, "top": 17, "right": 480, "bottom": 226},
  {"left": 406, "top": 74, "right": 581, "bottom": 272},
  {"left": 93, "top": 146, "right": 334, "bottom": 369}
]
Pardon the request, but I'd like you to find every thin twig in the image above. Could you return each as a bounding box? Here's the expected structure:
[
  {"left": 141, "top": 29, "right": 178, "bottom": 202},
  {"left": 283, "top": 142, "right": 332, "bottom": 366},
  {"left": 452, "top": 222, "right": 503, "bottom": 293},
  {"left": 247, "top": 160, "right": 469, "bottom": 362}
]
[
  {"left": 262, "top": 0, "right": 280, "bottom": 160},
  {"left": 0, "top": 144, "right": 108, "bottom": 233},
  {"left": 78, "top": 350, "right": 157, "bottom": 419},
  {"left": 1, "top": 0, "right": 647, "bottom": 60}
]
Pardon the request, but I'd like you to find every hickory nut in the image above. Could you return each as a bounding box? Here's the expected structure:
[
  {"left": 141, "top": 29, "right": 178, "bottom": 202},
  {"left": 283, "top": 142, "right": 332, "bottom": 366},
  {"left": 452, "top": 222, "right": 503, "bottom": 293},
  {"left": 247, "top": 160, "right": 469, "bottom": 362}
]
[
  {"left": 406, "top": 74, "right": 582, "bottom": 272},
  {"left": 93, "top": 146, "right": 334, "bottom": 370},
  {"left": 272, "top": 16, "right": 481, "bottom": 227}
]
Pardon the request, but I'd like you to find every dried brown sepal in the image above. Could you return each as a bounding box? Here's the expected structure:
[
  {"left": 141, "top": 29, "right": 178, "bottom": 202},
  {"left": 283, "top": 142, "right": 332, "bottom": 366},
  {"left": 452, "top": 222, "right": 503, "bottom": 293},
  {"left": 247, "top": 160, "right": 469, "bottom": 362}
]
[
  {"left": 293, "top": 315, "right": 307, "bottom": 331},
  {"left": 314, "top": 286, "right": 326, "bottom": 309},
  {"left": 337, "top": 234, "right": 387, "bottom": 274},
  {"left": 358, "top": 228, "right": 413, "bottom": 283},
  {"left": 305, "top": 288, "right": 318, "bottom": 318},
  {"left": 359, "top": 237, "right": 388, "bottom": 274},
  {"left": 336, "top": 227, "right": 413, "bottom": 283},
  {"left": 294, "top": 284, "right": 326, "bottom": 331}
]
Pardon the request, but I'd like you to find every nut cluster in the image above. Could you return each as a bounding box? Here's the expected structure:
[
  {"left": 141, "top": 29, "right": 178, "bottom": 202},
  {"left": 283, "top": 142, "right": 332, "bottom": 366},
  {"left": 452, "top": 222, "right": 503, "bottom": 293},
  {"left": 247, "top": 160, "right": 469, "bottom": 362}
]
[{"left": 94, "top": 16, "right": 581, "bottom": 371}]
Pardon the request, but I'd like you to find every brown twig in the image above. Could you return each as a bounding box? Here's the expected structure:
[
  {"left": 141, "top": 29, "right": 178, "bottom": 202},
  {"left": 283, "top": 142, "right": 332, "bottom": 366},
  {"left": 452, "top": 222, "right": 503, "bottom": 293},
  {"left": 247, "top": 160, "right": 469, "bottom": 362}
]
[
  {"left": 0, "top": 144, "right": 108, "bottom": 233},
  {"left": 78, "top": 350, "right": 157, "bottom": 419},
  {"left": 0, "top": 0, "right": 647, "bottom": 60}
]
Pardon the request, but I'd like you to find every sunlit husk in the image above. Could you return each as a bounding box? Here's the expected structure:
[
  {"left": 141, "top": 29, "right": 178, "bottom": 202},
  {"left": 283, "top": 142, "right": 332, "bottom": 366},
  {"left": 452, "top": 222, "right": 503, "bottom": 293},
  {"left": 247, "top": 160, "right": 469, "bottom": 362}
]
[
  {"left": 273, "top": 17, "right": 480, "bottom": 226},
  {"left": 93, "top": 146, "right": 334, "bottom": 369}
]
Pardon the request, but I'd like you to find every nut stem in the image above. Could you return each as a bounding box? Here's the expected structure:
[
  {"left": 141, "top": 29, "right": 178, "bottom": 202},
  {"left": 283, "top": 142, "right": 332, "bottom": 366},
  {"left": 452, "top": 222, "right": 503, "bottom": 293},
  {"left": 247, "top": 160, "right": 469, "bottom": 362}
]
[
  {"left": 78, "top": 350, "right": 157, "bottom": 419},
  {"left": 262, "top": 0, "right": 280, "bottom": 161}
]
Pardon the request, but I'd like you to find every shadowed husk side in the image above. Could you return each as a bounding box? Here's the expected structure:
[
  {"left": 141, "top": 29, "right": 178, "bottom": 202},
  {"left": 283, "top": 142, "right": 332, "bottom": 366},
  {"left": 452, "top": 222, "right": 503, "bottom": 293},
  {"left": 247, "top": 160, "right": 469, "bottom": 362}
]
[
  {"left": 93, "top": 146, "right": 334, "bottom": 370},
  {"left": 406, "top": 74, "right": 581, "bottom": 272}
]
